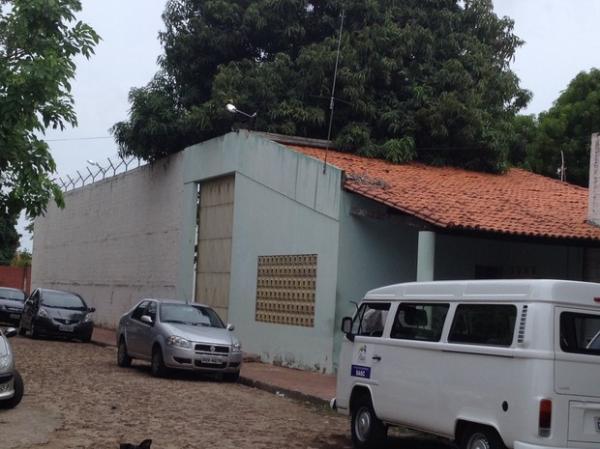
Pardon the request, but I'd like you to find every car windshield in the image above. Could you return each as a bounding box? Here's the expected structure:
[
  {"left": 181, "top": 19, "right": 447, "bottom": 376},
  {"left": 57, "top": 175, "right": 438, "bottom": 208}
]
[
  {"left": 0, "top": 288, "right": 25, "bottom": 301},
  {"left": 41, "top": 291, "right": 87, "bottom": 310},
  {"left": 160, "top": 303, "right": 224, "bottom": 328}
]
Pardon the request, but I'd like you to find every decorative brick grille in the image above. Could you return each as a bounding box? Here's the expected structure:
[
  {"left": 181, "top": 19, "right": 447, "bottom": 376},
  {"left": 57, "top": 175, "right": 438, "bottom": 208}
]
[{"left": 255, "top": 254, "right": 317, "bottom": 327}]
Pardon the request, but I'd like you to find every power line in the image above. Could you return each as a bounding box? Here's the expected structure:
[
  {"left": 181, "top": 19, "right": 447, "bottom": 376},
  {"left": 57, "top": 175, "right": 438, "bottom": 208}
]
[{"left": 45, "top": 136, "right": 113, "bottom": 142}]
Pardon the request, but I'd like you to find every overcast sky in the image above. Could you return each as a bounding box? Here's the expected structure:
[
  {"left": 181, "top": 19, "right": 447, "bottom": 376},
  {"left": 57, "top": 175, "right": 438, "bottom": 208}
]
[{"left": 17, "top": 0, "right": 600, "bottom": 250}]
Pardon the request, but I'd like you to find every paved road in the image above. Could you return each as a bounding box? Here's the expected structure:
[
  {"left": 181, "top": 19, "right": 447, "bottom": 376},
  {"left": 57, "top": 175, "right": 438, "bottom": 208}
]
[{"left": 1, "top": 337, "right": 451, "bottom": 449}]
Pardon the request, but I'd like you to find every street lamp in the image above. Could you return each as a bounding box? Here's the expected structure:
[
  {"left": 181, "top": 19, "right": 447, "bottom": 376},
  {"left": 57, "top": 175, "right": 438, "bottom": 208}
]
[{"left": 225, "top": 103, "right": 257, "bottom": 119}]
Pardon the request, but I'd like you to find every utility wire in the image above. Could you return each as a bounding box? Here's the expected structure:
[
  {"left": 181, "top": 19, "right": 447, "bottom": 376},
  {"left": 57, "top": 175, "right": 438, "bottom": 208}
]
[
  {"left": 323, "top": 8, "right": 345, "bottom": 174},
  {"left": 45, "top": 136, "right": 113, "bottom": 142}
]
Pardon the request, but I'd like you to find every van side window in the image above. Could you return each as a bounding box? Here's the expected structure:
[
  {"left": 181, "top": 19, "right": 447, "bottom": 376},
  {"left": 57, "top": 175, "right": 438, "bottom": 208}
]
[
  {"left": 448, "top": 304, "right": 517, "bottom": 347},
  {"left": 353, "top": 303, "right": 390, "bottom": 337},
  {"left": 390, "top": 303, "right": 449, "bottom": 342},
  {"left": 560, "top": 312, "right": 600, "bottom": 355}
]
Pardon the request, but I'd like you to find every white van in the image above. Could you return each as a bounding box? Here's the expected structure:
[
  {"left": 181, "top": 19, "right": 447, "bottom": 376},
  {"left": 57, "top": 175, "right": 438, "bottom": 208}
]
[{"left": 334, "top": 280, "right": 600, "bottom": 449}]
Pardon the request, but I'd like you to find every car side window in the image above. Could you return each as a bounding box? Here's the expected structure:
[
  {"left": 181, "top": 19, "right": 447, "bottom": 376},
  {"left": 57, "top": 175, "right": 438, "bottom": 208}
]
[
  {"left": 131, "top": 301, "right": 149, "bottom": 321},
  {"left": 146, "top": 302, "right": 157, "bottom": 321},
  {"left": 390, "top": 303, "right": 449, "bottom": 342},
  {"left": 352, "top": 303, "right": 391, "bottom": 337},
  {"left": 448, "top": 304, "right": 517, "bottom": 347}
]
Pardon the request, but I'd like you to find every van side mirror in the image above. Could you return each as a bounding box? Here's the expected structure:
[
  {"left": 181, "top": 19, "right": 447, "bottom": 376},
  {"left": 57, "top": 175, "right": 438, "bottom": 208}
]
[
  {"left": 88, "top": 307, "right": 96, "bottom": 313},
  {"left": 341, "top": 317, "right": 354, "bottom": 341},
  {"left": 140, "top": 315, "right": 153, "bottom": 325},
  {"left": 226, "top": 323, "right": 235, "bottom": 331}
]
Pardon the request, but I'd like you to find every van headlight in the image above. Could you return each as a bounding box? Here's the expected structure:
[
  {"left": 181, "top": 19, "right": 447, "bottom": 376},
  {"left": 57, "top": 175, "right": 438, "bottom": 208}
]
[
  {"left": 0, "top": 355, "right": 12, "bottom": 373},
  {"left": 37, "top": 307, "right": 49, "bottom": 318},
  {"left": 166, "top": 336, "right": 192, "bottom": 348},
  {"left": 231, "top": 341, "right": 241, "bottom": 353},
  {"left": 83, "top": 313, "right": 93, "bottom": 323}
]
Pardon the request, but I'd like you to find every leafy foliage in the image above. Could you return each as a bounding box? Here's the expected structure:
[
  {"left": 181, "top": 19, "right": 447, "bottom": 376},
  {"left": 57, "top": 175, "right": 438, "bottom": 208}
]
[
  {"left": 524, "top": 69, "right": 600, "bottom": 186},
  {"left": 113, "top": 0, "right": 529, "bottom": 172},
  {"left": 11, "top": 249, "right": 32, "bottom": 267},
  {"left": 0, "top": 212, "right": 18, "bottom": 265},
  {"left": 0, "top": 0, "right": 99, "bottom": 221}
]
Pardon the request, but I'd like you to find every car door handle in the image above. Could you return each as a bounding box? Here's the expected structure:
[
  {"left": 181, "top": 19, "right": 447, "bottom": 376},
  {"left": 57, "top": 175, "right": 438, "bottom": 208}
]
[{"left": 372, "top": 355, "right": 382, "bottom": 362}]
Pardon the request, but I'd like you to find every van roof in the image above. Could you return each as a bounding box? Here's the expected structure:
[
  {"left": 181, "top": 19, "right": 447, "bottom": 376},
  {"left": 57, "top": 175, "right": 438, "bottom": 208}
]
[{"left": 365, "top": 279, "right": 600, "bottom": 306}]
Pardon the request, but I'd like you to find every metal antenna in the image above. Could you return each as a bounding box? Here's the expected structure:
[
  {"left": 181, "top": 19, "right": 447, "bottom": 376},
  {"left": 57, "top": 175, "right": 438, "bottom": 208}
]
[{"left": 323, "top": 8, "right": 345, "bottom": 174}]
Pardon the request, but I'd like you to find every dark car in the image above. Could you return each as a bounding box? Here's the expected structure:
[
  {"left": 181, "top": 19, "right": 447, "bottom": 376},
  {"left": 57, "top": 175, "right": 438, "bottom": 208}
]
[
  {"left": 0, "top": 288, "right": 26, "bottom": 326},
  {"left": 19, "top": 289, "right": 95, "bottom": 342}
]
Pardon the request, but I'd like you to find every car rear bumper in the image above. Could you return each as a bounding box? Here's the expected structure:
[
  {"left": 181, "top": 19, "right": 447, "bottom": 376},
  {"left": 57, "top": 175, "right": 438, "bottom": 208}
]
[
  {"left": 164, "top": 346, "right": 243, "bottom": 373},
  {"left": 34, "top": 318, "right": 94, "bottom": 339},
  {"left": 0, "top": 373, "right": 15, "bottom": 400}
]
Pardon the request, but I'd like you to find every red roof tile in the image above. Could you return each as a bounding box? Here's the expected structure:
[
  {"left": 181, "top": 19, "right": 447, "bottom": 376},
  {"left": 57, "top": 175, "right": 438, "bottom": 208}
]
[{"left": 288, "top": 145, "right": 600, "bottom": 241}]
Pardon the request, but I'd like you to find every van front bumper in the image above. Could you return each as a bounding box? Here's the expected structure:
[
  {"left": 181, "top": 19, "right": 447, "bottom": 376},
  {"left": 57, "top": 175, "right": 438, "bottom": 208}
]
[{"left": 515, "top": 442, "right": 569, "bottom": 449}]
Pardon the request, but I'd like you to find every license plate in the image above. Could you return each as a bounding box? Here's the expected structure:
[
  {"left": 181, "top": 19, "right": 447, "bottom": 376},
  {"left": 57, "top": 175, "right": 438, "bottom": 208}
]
[
  {"left": 9, "top": 314, "right": 20, "bottom": 319},
  {"left": 351, "top": 365, "right": 371, "bottom": 379},
  {"left": 201, "top": 357, "right": 224, "bottom": 365},
  {"left": 59, "top": 325, "right": 74, "bottom": 332}
]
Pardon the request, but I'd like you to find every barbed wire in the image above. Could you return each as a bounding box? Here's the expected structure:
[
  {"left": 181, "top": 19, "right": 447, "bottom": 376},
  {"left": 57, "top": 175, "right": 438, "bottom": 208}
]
[{"left": 54, "top": 156, "right": 147, "bottom": 192}]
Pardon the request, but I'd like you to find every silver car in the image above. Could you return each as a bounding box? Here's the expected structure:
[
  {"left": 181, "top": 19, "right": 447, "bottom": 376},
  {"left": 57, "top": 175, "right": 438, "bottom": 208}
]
[
  {"left": 0, "top": 327, "right": 24, "bottom": 409},
  {"left": 116, "top": 299, "right": 242, "bottom": 381}
]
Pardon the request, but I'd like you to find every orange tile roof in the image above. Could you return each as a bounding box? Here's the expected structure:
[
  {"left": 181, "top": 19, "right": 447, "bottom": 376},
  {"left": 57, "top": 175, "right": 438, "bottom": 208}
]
[{"left": 288, "top": 145, "right": 600, "bottom": 241}]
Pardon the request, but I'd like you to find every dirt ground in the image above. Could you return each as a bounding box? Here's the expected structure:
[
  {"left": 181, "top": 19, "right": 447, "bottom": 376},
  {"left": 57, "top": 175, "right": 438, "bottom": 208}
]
[{"left": 1, "top": 337, "right": 452, "bottom": 449}]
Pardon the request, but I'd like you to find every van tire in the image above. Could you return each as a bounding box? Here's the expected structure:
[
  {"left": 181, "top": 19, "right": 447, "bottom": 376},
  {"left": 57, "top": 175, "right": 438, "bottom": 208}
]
[
  {"left": 117, "top": 338, "right": 132, "bottom": 368},
  {"left": 351, "top": 394, "right": 387, "bottom": 449},
  {"left": 460, "top": 425, "right": 506, "bottom": 449}
]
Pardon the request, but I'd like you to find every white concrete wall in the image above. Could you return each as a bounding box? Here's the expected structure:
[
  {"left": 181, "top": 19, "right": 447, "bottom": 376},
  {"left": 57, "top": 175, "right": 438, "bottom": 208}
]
[
  {"left": 32, "top": 154, "right": 185, "bottom": 328},
  {"left": 181, "top": 132, "right": 342, "bottom": 372}
]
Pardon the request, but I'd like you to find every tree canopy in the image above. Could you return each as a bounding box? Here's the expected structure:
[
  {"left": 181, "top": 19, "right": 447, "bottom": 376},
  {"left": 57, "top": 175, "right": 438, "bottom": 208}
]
[
  {"left": 0, "top": 0, "right": 99, "bottom": 220},
  {"left": 113, "top": 0, "right": 529, "bottom": 172},
  {"left": 523, "top": 69, "right": 600, "bottom": 186}
]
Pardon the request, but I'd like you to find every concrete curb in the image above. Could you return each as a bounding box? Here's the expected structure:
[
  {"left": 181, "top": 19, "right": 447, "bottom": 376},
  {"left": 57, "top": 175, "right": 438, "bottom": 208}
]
[{"left": 238, "top": 376, "right": 329, "bottom": 408}]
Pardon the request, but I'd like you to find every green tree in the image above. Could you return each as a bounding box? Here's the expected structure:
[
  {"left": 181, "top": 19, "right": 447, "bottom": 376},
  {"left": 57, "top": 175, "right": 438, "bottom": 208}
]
[
  {"left": 525, "top": 69, "right": 600, "bottom": 186},
  {"left": 0, "top": 213, "right": 19, "bottom": 265},
  {"left": 113, "top": 0, "right": 529, "bottom": 172},
  {"left": 0, "top": 0, "right": 100, "bottom": 222},
  {"left": 10, "top": 249, "right": 32, "bottom": 268},
  {"left": 507, "top": 114, "right": 538, "bottom": 167}
]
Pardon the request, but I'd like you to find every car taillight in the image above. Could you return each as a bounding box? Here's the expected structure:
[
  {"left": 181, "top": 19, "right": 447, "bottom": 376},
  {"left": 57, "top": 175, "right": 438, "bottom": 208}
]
[{"left": 539, "top": 399, "right": 552, "bottom": 437}]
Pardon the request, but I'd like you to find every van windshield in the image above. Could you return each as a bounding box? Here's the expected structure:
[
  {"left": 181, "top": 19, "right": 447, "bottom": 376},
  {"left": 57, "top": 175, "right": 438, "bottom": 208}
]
[{"left": 561, "top": 312, "right": 600, "bottom": 356}]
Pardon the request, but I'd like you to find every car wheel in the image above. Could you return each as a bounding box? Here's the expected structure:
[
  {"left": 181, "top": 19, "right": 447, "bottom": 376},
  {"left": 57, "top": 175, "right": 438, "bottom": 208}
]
[
  {"left": 117, "top": 338, "right": 132, "bottom": 368},
  {"left": 81, "top": 331, "right": 93, "bottom": 343},
  {"left": 460, "top": 425, "right": 506, "bottom": 449},
  {"left": 0, "top": 370, "right": 24, "bottom": 409},
  {"left": 150, "top": 347, "right": 167, "bottom": 377},
  {"left": 350, "top": 394, "right": 387, "bottom": 449},
  {"left": 223, "top": 371, "right": 240, "bottom": 382}
]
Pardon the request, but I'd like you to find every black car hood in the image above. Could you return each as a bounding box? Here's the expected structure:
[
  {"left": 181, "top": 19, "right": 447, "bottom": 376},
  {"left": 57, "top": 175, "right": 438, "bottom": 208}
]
[
  {"left": 44, "top": 307, "right": 86, "bottom": 321},
  {"left": 0, "top": 299, "right": 24, "bottom": 311}
]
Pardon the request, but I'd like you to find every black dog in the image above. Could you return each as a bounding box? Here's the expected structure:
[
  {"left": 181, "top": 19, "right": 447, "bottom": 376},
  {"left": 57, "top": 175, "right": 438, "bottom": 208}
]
[{"left": 120, "top": 439, "right": 152, "bottom": 449}]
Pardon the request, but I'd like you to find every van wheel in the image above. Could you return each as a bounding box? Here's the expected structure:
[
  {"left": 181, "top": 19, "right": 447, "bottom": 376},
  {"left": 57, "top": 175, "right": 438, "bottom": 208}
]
[
  {"left": 461, "top": 425, "right": 506, "bottom": 449},
  {"left": 351, "top": 394, "right": 387, "bottom": 449}
]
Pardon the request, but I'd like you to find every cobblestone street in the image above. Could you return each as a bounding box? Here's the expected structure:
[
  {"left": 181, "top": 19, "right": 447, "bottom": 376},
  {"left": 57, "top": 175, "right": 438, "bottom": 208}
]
[{"left": 1, "top": 337, "right": 449, "bottom": 449}]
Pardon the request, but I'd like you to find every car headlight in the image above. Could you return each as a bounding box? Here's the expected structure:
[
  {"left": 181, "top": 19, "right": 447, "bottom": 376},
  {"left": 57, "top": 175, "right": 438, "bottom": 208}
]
[
  {"left": 231, "top": 341, "right": 241, "bottom": 353},
  {"left": 0, "top": 355, "right": 12, "bottom": 373},
  {"left": 37, "top": 307, "right": 49, "bottom": 318},
  {"left": 83, "top": 313, "right": 93, "bottom": 322},
  {"left": 166, "top": 335, "right": 192, "bottom": 348}
]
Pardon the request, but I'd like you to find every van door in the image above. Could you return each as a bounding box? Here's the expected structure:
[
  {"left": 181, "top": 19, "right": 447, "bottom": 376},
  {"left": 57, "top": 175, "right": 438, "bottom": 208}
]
[
  {"left": 556, "top": 308, "right": 600, "bottom": 446},
  {"left": 375, "top": 302, "right": 450, "bottom": 428},
  {"left": 346, "top": 302, "right": 391, "bottom": 412}
]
